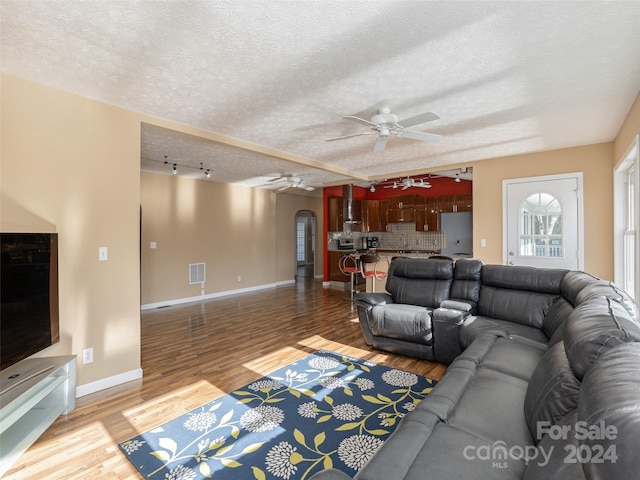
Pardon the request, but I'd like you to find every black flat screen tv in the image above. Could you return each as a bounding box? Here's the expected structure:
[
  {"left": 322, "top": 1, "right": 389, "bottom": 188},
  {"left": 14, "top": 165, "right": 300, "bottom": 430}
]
[{"left": 1, "top": 233, "right": 59, "bottom": 370}]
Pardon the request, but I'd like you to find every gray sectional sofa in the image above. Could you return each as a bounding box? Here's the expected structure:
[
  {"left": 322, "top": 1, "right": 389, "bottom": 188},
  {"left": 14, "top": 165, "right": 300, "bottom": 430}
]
[{"left": 310, "top": 257, "right": 640, "bottom": 480}]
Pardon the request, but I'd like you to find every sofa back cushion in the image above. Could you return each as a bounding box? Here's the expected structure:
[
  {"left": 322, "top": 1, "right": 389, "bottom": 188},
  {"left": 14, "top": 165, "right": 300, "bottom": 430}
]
[
  {"left": 576, "top": 280, "right": 639, "bottom": 321},
  {"left": 561, "top": 270, "right": 639, "bottom": 319},
  {"left": 449, "top": 258, "right": 483, "bottom": 304},
  {"left": 578, "top": 342, "right": 640, "bottom": 479},
  {"left": 560, "top": 270, "right": 601, "bottom": 306},
  {"left": 523, "top": 341, "right": 580, "bottom": 441},
  {"left": 522, "top": 410, "right": 586, "bottom": 480},
  {"left": 564, "top": 297, "right": 640, "bottom": 380},
  {"left": 385, "top": 257, "right": 454, "bottom": 308},
  {"left": 477, "top": 265, "right": 567, "bottom": 328},
  {"left": 542, "top": 297, "right": 574, "bottom": 345}
]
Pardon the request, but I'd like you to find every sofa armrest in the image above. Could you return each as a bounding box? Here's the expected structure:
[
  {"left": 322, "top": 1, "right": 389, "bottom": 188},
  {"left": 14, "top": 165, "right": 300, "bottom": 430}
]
[
  {"left": 440, "top": 299, "right": 477, "bottom": 314},
  {"left": 354, "top": 292, "right": 393, "bottom": 309},
  {"left": 432, "top": 307, "right": 471, "bottom": 364},
  {"left": 308, "top": 469, "right": 352, "bottom": 480}
]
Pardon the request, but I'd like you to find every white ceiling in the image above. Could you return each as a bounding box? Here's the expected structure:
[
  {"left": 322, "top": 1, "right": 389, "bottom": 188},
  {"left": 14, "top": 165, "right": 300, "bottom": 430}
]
[{"left": 2, "top": 1, "right": 640, "bottom": 193}]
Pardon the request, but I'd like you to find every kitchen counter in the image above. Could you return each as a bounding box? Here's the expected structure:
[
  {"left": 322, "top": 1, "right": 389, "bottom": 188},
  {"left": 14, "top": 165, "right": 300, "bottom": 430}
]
[{"left": 327, "top": 248, "right": 442, "bottom": 257}]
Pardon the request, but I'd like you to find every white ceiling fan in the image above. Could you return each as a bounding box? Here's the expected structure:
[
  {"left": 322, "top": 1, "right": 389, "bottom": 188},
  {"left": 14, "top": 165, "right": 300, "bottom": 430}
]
[
  {"left": 383, "top": 177, "right": 432, "bottom": 190},
  {"left": 265, "top": 174, "right": 315, "bottom": 192},
  {"left": 326, "top": 107, "right": 443, "bottom": 153}
]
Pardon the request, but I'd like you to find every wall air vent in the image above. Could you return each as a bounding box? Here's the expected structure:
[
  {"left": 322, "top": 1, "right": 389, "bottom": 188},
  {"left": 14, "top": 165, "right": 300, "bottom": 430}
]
[{"left": 189, "top": 263, "right": 206, "bottom": 284}]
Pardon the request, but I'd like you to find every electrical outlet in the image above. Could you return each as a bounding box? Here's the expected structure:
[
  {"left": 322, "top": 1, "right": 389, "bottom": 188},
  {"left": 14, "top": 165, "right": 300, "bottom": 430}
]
[
  {"left": 237, "top": 275, "right": 241, "bottom": 282},
  {"left": 83, "top": 347, "right": 94, "bottom": 364}
]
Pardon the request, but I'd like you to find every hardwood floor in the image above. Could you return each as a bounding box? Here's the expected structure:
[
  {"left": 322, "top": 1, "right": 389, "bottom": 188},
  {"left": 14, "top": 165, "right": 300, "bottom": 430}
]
[{"left": 5, "top": 278, "right": 446, "bottom": 479}]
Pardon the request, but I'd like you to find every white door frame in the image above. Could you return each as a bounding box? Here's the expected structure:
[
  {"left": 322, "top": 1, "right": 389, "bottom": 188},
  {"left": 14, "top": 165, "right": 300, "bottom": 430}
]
[{"left": 502, "top": 172, "right": 584, "bottom": 269}]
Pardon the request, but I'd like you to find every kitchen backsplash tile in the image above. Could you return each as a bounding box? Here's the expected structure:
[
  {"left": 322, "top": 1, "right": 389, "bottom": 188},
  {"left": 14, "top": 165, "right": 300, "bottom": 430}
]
[{"left": 329, "top": 223, "right": 446, "bottom": 251}]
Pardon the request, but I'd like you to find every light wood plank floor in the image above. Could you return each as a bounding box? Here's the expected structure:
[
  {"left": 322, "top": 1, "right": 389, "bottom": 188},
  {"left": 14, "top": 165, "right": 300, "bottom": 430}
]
[{"left": 6, "top": 278, "right": 446, "bottom": 479}]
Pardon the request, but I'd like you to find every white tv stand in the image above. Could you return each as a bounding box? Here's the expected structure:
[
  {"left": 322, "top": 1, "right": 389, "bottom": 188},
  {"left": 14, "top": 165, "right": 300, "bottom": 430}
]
[{"left": 0, "top": 356, "right": 76, "bottom": 476}]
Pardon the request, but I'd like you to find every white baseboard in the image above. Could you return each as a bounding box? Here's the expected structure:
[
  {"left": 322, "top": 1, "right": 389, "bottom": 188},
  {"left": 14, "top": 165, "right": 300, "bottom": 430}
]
[
  {"left": 141, "top": 282, "right": 280, "bottom": 310},
  {"left": 76, "top": 368, "right": 143, "bottom": 398}
]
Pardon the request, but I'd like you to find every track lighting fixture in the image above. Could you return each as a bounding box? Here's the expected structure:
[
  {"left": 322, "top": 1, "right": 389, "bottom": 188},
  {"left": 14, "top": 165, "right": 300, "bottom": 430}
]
[
  {"left": 370, "top": 184, "right": 376, "bottom": 192},
  {"left": 155, "top": 155, "right": 212, "bottom": 179},
  {"left": 200, "top": 163, "right": 211, "bottom": 178},
  {"left": 455, "top": 174, "right": 461, "bottom": 183}
]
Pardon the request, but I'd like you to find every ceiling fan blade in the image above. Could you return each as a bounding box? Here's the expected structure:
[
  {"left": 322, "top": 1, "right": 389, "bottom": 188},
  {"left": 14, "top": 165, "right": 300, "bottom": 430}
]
[
  {"left": 397, "top": 129, "right": 443, "bottom": 143},
  {"left": 397, "top": 111, "right": 440, "bottom": 128},
  {"left": 267, "top": 176, "right": 287, "bottom": 182},
  {"left": 344, "top": 115, "right": 378, "bottom": 128},
  {"left": 373, "top": 135, "right": 388, "bottom": 153},
  {"left": 325, "top": 131, "right": 373, "bottom": 142},
  {"left": 278, "top": 185, "right": 292, "bottom": 192},
  {"left": 303, "top": 185, "right": 315, "bottom": 191}
]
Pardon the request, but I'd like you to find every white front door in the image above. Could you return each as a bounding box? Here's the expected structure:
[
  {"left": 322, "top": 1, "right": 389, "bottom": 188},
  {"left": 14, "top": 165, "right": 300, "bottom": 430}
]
[{"left": 503, "top": 173, "right": 583, "bottom": 270}]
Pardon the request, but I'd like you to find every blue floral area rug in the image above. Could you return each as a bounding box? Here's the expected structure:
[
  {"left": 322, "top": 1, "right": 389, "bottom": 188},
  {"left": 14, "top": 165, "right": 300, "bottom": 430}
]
[{"left": 119, "top": 350, "right": 436, "bottom": 480}]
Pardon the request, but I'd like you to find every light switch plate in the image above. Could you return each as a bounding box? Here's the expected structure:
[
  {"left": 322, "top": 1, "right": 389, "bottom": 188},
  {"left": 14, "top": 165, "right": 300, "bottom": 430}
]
[{"left": 98, "top": 246, "right": 108, "bottom": 261}]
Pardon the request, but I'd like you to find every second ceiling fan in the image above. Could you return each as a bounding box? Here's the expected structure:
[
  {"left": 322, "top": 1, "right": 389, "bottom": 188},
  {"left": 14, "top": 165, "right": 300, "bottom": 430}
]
[{"left": 326, "top": 107, "right": 443, "bottom": 153}]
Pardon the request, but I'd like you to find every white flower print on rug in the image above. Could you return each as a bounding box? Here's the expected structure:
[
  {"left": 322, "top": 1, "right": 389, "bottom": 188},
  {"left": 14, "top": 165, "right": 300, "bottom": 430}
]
[{"left": 119, "top": 350, "right": 436, "bottom": 480}]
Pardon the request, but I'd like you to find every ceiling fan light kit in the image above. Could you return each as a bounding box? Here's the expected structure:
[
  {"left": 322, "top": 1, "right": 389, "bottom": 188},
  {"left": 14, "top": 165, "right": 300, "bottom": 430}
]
[
  {"left": 264, "top": 174, "right": 315, "bottom": 192},
  {"left": 326, "top": 106, "right": 443, "bottom": 153}
]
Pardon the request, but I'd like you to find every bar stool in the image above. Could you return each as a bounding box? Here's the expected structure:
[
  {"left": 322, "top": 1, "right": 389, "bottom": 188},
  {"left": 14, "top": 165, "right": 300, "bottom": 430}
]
[
  {"left": 359, "top": 254, "right": 389, "bottom": 293},
  {"left": 338, "top": 253, "right": 362, "bottom": 302}
]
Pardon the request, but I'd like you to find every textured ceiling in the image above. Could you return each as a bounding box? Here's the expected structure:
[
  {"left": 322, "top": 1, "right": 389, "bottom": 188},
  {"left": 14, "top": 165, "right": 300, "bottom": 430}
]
[{"left": 2, "top": 0, "right": 640, "bottom": 193}]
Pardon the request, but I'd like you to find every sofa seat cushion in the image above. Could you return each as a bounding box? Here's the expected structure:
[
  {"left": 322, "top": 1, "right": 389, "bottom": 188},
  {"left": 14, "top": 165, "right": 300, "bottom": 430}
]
[
  {"left": 403, "top": 423, "right": 526, "bottom": 480},
  {"left": 479, "top": 337, "right": 546, "bottom": 381},
  {"left": 445, "top": 367, "right": 534, "bottom": 448},
  {"left": 369, "top": 304, "right": 433, "bottom": 345},
  {"left": 460, "top": 315, "right": 549, "bottom": 349},
  {"left": 415, "top": 334, "right": 534, "bottom": 449},
  {"left": 355, "top": 418, "right": 526, "bottom": 480}
]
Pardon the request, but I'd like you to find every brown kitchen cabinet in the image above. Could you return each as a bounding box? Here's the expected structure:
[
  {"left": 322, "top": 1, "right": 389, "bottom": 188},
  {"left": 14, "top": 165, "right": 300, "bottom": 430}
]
[
  {"left": 351, "top": 199, "right": 362, "bottom": 229},
  {"left": 453, "top": 194, "right": 473, "bottom": 212},
  {"left": 328, "top": 196, "right": 344, "bottom": 232},
  {"left": 360, "top": 200, "right": 380, "bottom": 233},
  {"left": 424, "top": 196, "right": 440, "bottom": 231},
  {"left": 379, "top": 200, "right": 388, "bottom": 232},
  {"left": 415, "top": 196, "right": 427, "bottom": 231},
  {"left": 329, "top": 250, "right": 345, "bottom": 282},
  {"left": 387, "top": 194, "right": 416, "bottom": 223}
]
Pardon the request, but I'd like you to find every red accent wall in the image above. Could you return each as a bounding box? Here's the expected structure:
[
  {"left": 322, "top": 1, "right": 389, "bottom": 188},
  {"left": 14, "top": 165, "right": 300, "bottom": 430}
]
[{"left": 322, "top": 177, "right": 472, "bottom": 281}]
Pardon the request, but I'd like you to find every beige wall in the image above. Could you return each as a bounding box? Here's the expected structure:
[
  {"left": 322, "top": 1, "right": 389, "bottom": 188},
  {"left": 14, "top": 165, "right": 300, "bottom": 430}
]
[
  {"left": 614, "top": 91, "right": 640, "bottom": 166},
  {"left": 140, "top": 173, "right": 323, "bottom": 305},
  {"left": 275, "top": 193, "right": 323, "bottom": 281},
  {"left": 140, "top": 172, "right": 277, "bottom": 304},
  {"left": 471, "top": 143, "right": 614, "bottom": 279},
  {"left": 1, "top": 74, "right": 141, "bottom": 386}
]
